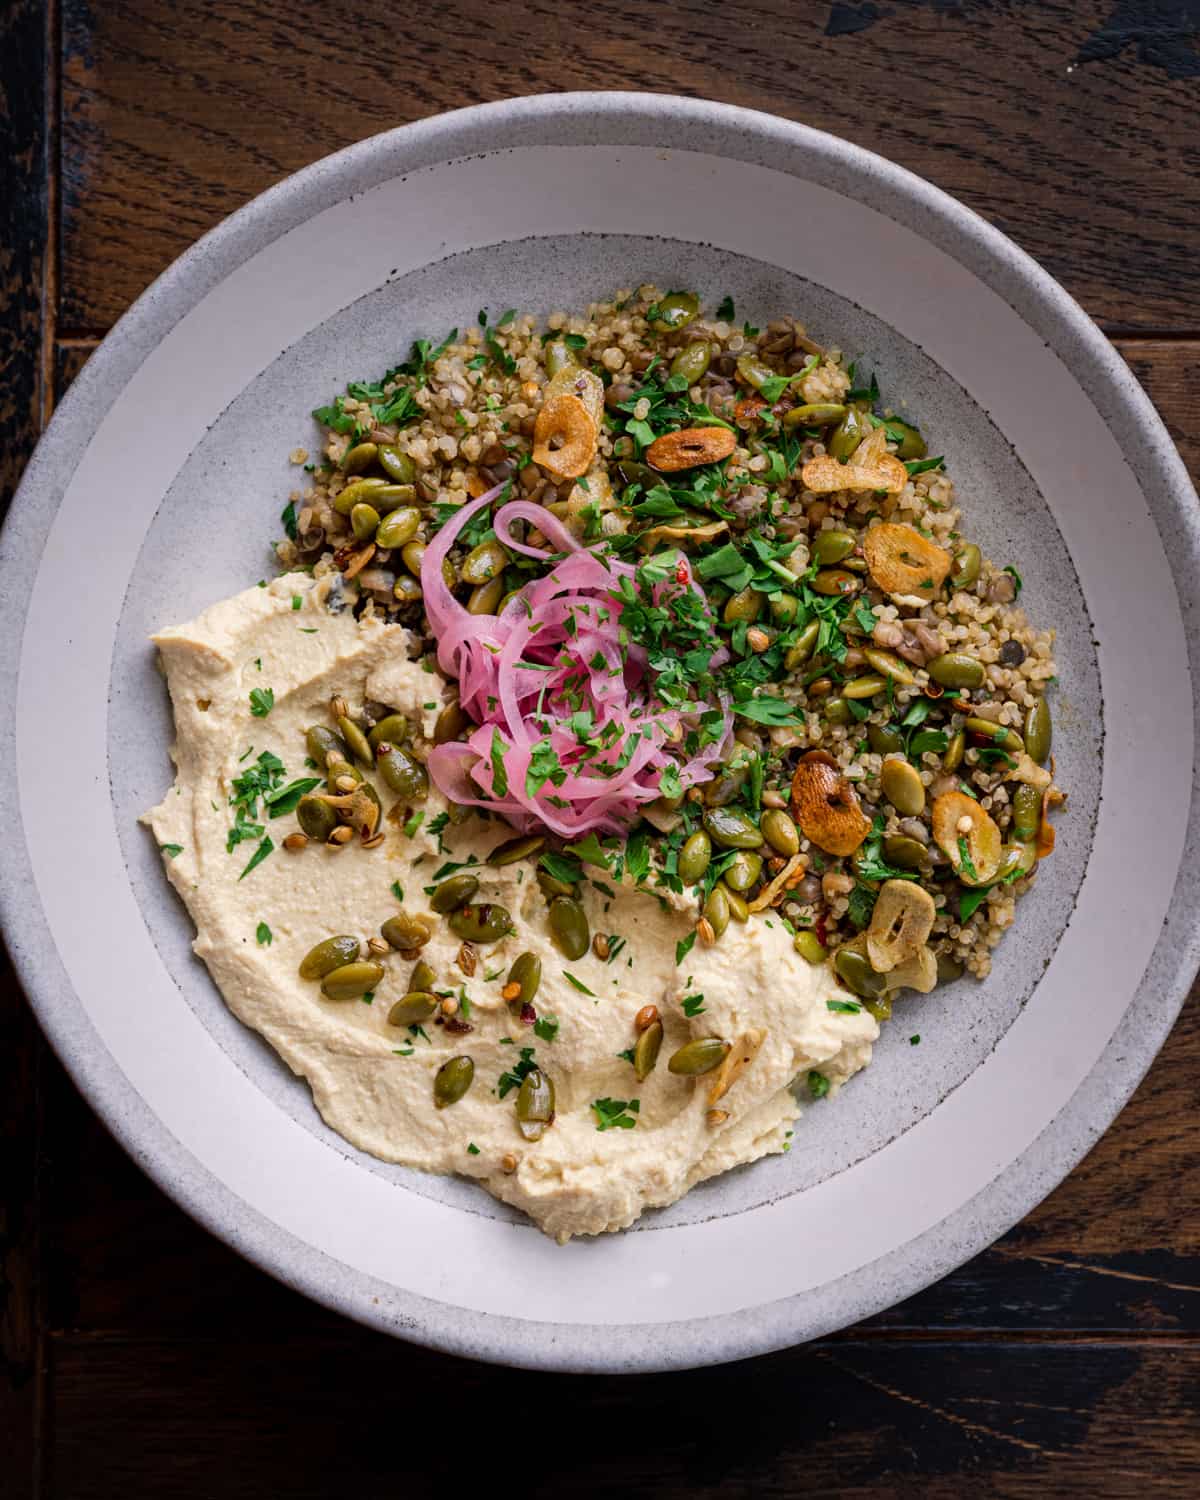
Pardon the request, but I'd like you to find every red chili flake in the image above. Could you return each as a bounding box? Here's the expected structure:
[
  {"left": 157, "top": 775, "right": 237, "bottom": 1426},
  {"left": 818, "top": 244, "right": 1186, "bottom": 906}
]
[{"left": 519, "top": 1002, "right": 537, "bottom": 1026}]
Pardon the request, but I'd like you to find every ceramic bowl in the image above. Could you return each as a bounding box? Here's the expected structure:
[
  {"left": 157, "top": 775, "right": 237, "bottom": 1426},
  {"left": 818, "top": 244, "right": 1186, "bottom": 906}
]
[{"left": 2, "top": 93, "right": 1197, "bottom": 1372}]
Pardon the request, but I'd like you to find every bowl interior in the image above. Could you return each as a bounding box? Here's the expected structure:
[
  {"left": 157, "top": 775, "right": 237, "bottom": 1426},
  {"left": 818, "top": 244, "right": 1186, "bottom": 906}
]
[
  {"left": 6, "top": 105, "right": 1193, "bottom": 1369},
  {"left": 112, "top": 232, "right": 1099, "bottom": 1228}
]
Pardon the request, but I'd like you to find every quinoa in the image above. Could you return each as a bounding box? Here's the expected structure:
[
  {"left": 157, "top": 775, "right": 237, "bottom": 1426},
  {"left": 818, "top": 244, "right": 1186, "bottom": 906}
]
[{"left": 279, "top": 287, "right": 1062, "bottom": 1018}]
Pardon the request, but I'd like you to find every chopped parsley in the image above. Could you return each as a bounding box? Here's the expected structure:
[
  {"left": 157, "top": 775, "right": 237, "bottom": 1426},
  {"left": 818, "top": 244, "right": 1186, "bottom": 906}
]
[
  {"left": 562, "top": 971, "right": 595, "bottom": 996},
  {"left": 159, "top": 843, "right": 183, "bottom": 859},
  {"left": 533, "top": 1012, "right": 560, "bottom": 1043},
  {"left": 497, "top": 1046, "right": 538, "bottom": 1098},
  {"left": 238, "top": 836, "right": 274, "bottom": 880},
  {"left": 807, "top": 1070, "right": 831, "bottom": 1100},
  {"left": 255, "top": 921, "right": 272, "bottom": 946},
  {"left": 956, "top": 836, "right": 979, "bottom": 882},
  {"left": 467, "top": 1143, "right": 481, "bottom": 1155},
  {"left": 681, "top": 992, "right": 706, "bottom": 1017},
  {"left": 592, "top": 1097, "right": 640, "bottom": 1131},
  {"left": 959, "top": 885, "right": 990, "bottom": 921},
  {"left": 675, "top": 931, "right": 696, "bottom": 966},
  {"left": 390, "top": 881, "right": 404, "bottom": 901},
  {"left": 827, "top": 999, "right": 862, "bottom": 1014},
  {"left": 248, "top": 687, "right": 275, "bottom": 718},
  {"left": 716, "top": 294, "right": 735, "bottom": 320}
]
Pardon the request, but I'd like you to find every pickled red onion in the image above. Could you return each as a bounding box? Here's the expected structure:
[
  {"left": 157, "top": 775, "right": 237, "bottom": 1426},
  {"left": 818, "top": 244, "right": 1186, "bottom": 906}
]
[{"left": 421, "top": 484, "right": 731, "bottom": 835}]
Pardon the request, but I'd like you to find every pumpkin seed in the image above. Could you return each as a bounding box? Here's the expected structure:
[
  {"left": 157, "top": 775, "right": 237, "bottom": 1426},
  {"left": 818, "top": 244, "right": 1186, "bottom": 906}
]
[
  {"left": 784, "top": 620, "right": 821, "bottom": 672},
  {"left": 1012, "top": 782, "right": 1042, "bottom": 842},
  {"left": 548, "top": 897, "right": 589, "bottom": 960},
  {"left": 305, "top": 723, "right": 348, "bottom": 770},
  {"left": 1024, "top": 697, "right": 1052, "bottom": 764},
  {"left": 723, "top": 586, "right": 762, "bottom": 625},
  {"left": 668, "top": 1038, "right": 730, "bottom": 1076},
  {"left": 336, "top": 716, "right": 373, "bottom": 767},
  {"left": 393, "top": 575, "right": 422, "bottom": 606},
  {"left": 377, "top": 445, "right": 416, "bottom": 483},
  {"left": 950, "top": 542, "right": 981, "bottom": 590},
  {"left": 298, "top": 934, "right": 360, "bottom": 980},
  {"left": 722, "top": 850, "right": 763, "bottom": 893},
  {"left": 888, "top": 419, "right": 926, "bottom": 459},
  {"left": 769, "top": 592, "right": 799, "bottom": 625},
  {"left": 433, "top": 699, "right": 471, "bottom": 744},
  {"left": 350, "top": 502, "right": 380, "bottom": 542},
  {"left": 678, "top": 830, "right": 713, "bottom": 884},
  {"left": 943, "top": 729, "right": 965, "bottom": 771},
  {"left": 783, "top": 402, "right": 847, "bottom": 429},
  {"left": 375, "top": 506, "right": 421, "bottom": 549},
  {"left": 380, "top": 912, "right": 431, "bottom": 952},
  {"left": 811, "top": 568, "right": 861, "bottom": 597},
  {"left": 670, "top": 340, "right": 712, "bottom": 384},
  {"left": 368, "top": 714, "right": 411, "bottom": 751},
  {"left": 294, "top": 796, "right": 334, "bottom": 842},
  {"left": 723, "top": 886, "right": 750, "bottom": 922},
  {"left": 651, "top": 291, "right": 699, "bottom": 332},
  {"left": 332, "top": 477, "right": 388, "bottom": 516},
  {"left": 400, "top": 539, "right": 425, "bottom": 576},
  {"left": 761, "top": 808, "right": 800, "bottom": 856},
  {"left": 320, "top": 961, "right": 384, "bottom": 1001},
  {"left": 387, "top": 991, "right": 438, "bottom": 1026},
  {"left": 863, "top": 647, "right": 916, "bottom": 685},
  {"left": 884, "top": 834, "right": 928, "bottom": 870},
  {"left": 409, "top": 959, "right": 436, "bottom": 993},
  {"left": 927, "top": 652, "right": 985, "bottom": 690},
  {"left": 507, "top": 951, "right": 542, "bottom": 1005},
  {"left": 811, "top": 528, "right": 856, "bottom": 566},
  {"left": 936, "top": 952, "right": 965, "bottom": 984},
  {"left": 833, "top": 945, "right": 886, "bottom": 999},
  {"left": 826, "top": 405, "right": 872, "bottom": 461},
  {"left": 965, "top": 717, "right": 1025, "bottom": 754},
  {"left": 703, "top": 884, "right": 730, "bottom": 938},
  {"left": 377, "top": 744, "right": 428, "bottom": 798},
  {"left": 843, "top": 674, "right": 888, "bottom": 700},
  {"left": 634, "top": 1020, "right": 664, "bottom": 1080},
  {"left": 448, "top": 903, "right": 513, "bottom": 945},
  {"left": 434, "top": 1056, "right": 474, "bottom": 1108},
  {"left": 824, "top": 697, "right": 853, "bottom": 725},
  {"left": 793, "top": 930, "right": 828, "bottom": 964},
  {"left": 880, "top": 758, "right": 926, "bottom": 817},
  {"left": 468, "top": 576, "right": 505, "bottom": 615},
  {"left": 460, "top": 539, "right": 508, "bottom": 586},
  {"left": 868, "top": 722, "right": 905, "bottom": 755},
  {"left": 341, "top": 441, "right": 378, "bottom": 474},
  {"left": 515, "top": 1068, "right": 555, "bottom": 1139},
  {"left": 429, "top": 872, "right": 480, "bottom": 913},
  {"left": 703, "top": 807, "right": 764, "bottom": 850},
  {"left": 488, "top": 834, "right": 545, "bottom": 866}
]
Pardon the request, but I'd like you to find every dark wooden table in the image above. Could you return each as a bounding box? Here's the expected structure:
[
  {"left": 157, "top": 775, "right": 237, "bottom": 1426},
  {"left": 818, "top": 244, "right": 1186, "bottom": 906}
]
[{"left": 3, "top": 2, "right": 1199, "bottom": 1493}]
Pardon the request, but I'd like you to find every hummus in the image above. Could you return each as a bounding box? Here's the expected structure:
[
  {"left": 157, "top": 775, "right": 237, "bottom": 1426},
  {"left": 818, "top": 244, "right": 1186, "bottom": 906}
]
[{"left": 146, "top": 574, "right": 878, "bottom": 1241}]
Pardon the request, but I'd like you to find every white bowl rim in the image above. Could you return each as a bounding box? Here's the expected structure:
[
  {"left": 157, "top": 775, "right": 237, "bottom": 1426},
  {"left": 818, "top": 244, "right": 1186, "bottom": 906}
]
[{"left": 2, "top": 91, "right": 1199, "bottom": 1372}]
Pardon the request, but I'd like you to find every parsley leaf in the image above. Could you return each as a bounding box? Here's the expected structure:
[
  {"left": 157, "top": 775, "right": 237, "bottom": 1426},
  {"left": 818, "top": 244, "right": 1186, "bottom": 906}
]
[
  {"left": 159, "top": 843, "right": 183, "bottom": 858},
  {"left": 248, "top": 687, "right": 275, "bottom": 718},
  {"left": 675, "top": 931, "right": 696, "bottom": 966},
  {"left": 807, "top": 1070, "right": 831, "bottom": 1100},
  {"left": 716, "top": 294, "right": 735, "bottom": 320},
  {"left": 255, "top": 921, "right": 272, "bottom": 946},
  {"left": 681, "top": 992, "right": 705, "bottom": 1017},
  {"left": 497, "top": 1047, "right": 538, "bottom": 1098},
  {"left": 959, "top": 885, "right": 990, "bottom": 921},
  {"left": 592, "top": 1097, "right": 640, "bottom": 1131},
  {"left": 534, "top": 1013, "right": 560, "bottom": 1043},
  {"left": 238, "top": 836, "right": 274, "bottom": 880},
  {"left": 827, "top": 998, "right": 862, "bottom": 1014},
  {"left": 563, "top": 971, "right": 595, "bottom": 996}
]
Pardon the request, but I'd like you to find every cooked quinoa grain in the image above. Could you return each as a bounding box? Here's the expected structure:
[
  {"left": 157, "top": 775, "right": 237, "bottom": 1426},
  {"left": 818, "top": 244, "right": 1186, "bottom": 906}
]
[{"left": 280, "top": 288, "right": 1063, "bottom": 1018}]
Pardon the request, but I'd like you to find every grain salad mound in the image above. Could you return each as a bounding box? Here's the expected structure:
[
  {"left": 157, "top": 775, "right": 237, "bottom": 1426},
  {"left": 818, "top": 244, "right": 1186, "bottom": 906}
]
[{"left": 278, "top": 288, "right": 1062, "bottom": 1010}]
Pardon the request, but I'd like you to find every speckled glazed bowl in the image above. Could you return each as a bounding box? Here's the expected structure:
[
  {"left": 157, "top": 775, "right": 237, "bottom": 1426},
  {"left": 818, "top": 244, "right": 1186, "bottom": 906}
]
[{"left": 2, "top": 94, "right": 1197, "bottom": 1372}]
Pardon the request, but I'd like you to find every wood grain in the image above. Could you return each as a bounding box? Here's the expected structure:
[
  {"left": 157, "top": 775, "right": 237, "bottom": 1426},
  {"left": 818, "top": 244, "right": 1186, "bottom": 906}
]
[
  {"left": 1, "top": 4, "right": 49, "bottom": 1497},
  {"left": 5, "top": 3, "right": 1200, "bottom": 1492},
  {"left": 59, "top": 0, "right": 1200, "bottom": 335},
  {"left": 45, "top": 1335, "right": 1200, "bottom": 1498}
]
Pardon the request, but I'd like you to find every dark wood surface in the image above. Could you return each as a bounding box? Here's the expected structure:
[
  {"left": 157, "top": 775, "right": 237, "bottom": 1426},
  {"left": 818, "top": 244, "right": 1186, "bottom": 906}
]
[{"left": 3, "top": 1, "right": 1199, "bottom": 1493}]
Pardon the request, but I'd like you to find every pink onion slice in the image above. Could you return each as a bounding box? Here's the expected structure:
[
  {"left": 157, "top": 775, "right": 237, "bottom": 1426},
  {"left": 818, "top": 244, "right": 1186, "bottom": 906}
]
[{"left": 420, "top": 486, "right": 731, "bottom": 834}]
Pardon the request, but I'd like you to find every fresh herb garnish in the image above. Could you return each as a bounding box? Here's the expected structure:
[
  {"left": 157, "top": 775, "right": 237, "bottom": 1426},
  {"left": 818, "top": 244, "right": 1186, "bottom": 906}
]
[
  {"left": 534, "top": 1013, "right": 560, "bottom": 1043},
  {"left": 497, "top": 1046, "right": 538, "bottom": 1098},
  {"left": 592, "top": 1097, "right": 640, "bottom": 1131},
  {"left": 248, "top": 687, "right": 275, "bottom": 718},
  {"left": 159, "top": 843, "right": 183, "bottom": 859},
  {"left": 255, "top": 921, "right": 272, "bottom": 946}
]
